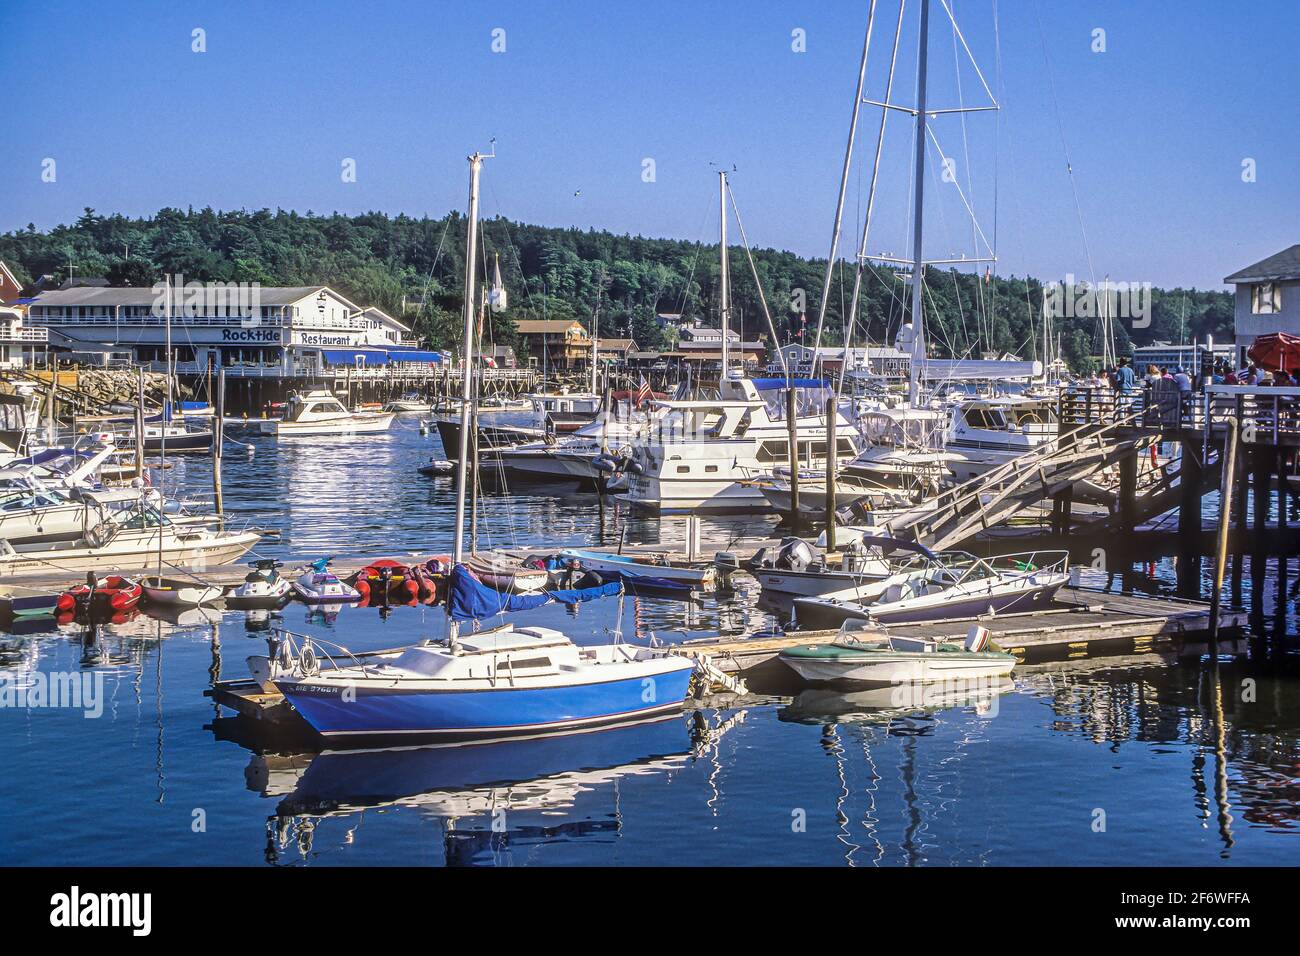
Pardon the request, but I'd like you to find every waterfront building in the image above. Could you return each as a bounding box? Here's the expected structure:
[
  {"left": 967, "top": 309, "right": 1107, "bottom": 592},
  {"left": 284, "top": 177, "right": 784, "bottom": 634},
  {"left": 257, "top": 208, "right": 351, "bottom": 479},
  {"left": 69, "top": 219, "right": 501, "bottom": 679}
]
[
  {"left": 1225, "top": 244, "right": 1300, "bottom": 364},
  {"left": 24, "top": 284, "right": 438, "bottom": 375},
  {"left": 515, "top": 319, "right": 591, "bottom": 369},
  {"left": 1131, "top": 341, "right": 1233, "bottom": 373},
  {"left": 0, "top": 304, "right": 47, "bottom": 369}
]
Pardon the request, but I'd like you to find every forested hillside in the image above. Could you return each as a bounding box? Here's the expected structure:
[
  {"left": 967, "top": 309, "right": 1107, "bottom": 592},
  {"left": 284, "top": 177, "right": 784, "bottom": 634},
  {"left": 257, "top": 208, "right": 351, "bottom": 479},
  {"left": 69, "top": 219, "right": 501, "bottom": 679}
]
[{"left": 0, "top": 207, "right": 1233, "bottom": 372}]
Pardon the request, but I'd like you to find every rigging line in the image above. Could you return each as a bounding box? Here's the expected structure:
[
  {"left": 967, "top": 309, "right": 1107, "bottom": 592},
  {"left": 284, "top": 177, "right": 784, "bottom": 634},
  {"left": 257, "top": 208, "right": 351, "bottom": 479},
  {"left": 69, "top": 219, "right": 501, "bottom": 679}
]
[
  {"left": 839, "top": 0, "right": 908, "bottom": 396},
  {"left": 810, "top": 0, "right": 878, "bottom": 375},
  {"left": 937, "top": 0, "right": 999, "bottom": 107},
  {"left": 924, "top": 125, "right": 995, "bottom": 261},
  {"left": 948, "top": 0, "right": 986, "bottom": 344},
  {"left": 991, "top": 0, "right": 1003, "bottom": 344},
  {"left": 725, "top": 183, "right": 788, "bottom": 378}
]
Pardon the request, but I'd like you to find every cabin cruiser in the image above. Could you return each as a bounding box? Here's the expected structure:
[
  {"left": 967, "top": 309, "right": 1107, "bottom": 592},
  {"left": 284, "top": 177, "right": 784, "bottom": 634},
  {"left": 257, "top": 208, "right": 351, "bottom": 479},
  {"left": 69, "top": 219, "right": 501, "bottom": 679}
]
[
  {"left": 791, "top": 549, "right": 1069, "bottom": 630},
  {"left": 485, "top": 414, "right": 651, "bottom": 489},
  {"left": 434, "top": 390, "right": 602, "bottom": 453},
  {"left": 255, "top": 390, "right": 395, "bottom": 436},
  {"left": 384, "top": 393, "right": 433, "bottom": 413},
  {"left": 620, "top": 375, "right": 859, "bottom": 513},
  {"left": 943, "top": 396, "right": 1057, "bottom": 482}
]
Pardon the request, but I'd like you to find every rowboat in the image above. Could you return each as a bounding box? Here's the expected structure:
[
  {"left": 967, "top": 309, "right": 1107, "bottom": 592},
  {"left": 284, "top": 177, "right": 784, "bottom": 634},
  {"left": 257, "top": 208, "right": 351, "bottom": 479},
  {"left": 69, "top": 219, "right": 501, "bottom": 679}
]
[
  {"left": 555, "top": 547, "right": 716, "bottom": 590},
  {"left": 462, "top": 553, "right": 548, "bottom": 593},
  {"left": 0, "top": 585, "right": 63, "bottom": 617},
  {"left": 779, "top": 622, "right": 1016, "bottom": 685},
  {"left": 141, "top": 576, "right": 226, "bottom": 607}
]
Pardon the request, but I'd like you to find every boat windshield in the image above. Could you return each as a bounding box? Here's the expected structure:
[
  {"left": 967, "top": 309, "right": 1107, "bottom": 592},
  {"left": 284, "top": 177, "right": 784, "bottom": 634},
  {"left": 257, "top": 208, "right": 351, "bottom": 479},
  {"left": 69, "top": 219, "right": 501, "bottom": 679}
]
[{"left": 755, "top": 381, "right": 835, "bottom": 421}]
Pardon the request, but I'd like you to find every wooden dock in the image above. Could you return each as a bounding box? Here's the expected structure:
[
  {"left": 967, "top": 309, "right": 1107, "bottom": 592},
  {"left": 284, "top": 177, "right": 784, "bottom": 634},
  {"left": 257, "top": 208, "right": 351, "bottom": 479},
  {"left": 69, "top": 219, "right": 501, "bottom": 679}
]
[{"left": 206, "top": 586, "right": 1245, "bottom": 731}]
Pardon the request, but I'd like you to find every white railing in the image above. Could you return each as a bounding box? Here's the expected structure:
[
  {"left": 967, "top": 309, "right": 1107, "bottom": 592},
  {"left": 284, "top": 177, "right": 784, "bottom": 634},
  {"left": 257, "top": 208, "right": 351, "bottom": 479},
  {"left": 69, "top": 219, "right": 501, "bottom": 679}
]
[{"left": 0, "top": 327, "right": 48, "bottom": 343}]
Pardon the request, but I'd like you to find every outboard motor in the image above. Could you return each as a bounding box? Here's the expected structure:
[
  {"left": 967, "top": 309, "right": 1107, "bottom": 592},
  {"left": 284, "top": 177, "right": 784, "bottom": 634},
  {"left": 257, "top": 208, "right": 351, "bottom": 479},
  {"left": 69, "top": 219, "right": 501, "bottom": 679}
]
[
  {"left": 743, "top": 547, "right": 772, "bottom": 572},
  {"left": 713, "top": 551, "right": 740, "bottom": 589},
  {"left": 775, "top": 537, "right": 815, "bottom": 572}
]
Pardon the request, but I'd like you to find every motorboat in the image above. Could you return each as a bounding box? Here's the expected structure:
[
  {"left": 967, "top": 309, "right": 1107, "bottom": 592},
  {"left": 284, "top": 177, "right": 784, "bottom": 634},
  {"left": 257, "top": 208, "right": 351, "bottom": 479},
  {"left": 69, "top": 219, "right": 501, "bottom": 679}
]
[
  {"left": 417, "top": 458, "right": 454, "bottom": 477},
  {"left": 779, "top": 621, "right": 1016, "bottom": 685},
  {"left": 258, "top": 624, "right": 696, "bottom": 741},
  {"left": 943, "top": 396, "right": 1057, "bottom": 482},
  {"left": 141, "top": 576, "right": 226, "bottom": 607},
  {"left": 746, "top": 535, "right": 932, "bottom": 598},
  {"left": 292, "top": 558, "right": 362, "bottom": 604},
  {"left": 621, "top": 374, "right": 860, "bottom": 513},
  {"left": 555, "top": 547, "right": 717, "bottom": 590},
  {"left": 0, "top": 491, "right": 260, "bottom": 575},
  {"left": 748, "top": 467, "right": 914, "bottom": 517},
  {"left": 226, "top": 559, "right": 293, "bottom": 609},
  {"left": 790, "top": 550, "right": 1070, "bottom": 630},
  {"left": 488, "top": 415, "right": 649, "bottom": 490},
  {"left": 384, "top": 394, "right": 433, "bottom": 413},
  {"left": 433, "top": 391, "right": 601, "bottom": 454},
  {"left": 255, "top": 390, "right": 395, "bottom": 437},
  {"left": 56, "top": 574, "right": 143, "bottom": 614}
]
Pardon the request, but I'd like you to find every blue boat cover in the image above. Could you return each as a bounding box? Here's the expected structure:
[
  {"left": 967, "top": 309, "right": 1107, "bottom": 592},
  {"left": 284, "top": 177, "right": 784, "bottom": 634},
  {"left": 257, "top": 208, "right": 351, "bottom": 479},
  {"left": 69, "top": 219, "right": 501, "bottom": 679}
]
[{"left": 448, "top": 564, "right": 621, "bottom": 622}]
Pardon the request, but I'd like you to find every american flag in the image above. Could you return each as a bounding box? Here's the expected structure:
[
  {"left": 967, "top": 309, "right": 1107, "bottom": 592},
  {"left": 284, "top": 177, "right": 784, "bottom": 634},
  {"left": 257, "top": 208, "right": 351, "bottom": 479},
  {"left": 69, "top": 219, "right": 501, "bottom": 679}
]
[{"left": 635, "top": 375, "right": 653, "bottom": 408}]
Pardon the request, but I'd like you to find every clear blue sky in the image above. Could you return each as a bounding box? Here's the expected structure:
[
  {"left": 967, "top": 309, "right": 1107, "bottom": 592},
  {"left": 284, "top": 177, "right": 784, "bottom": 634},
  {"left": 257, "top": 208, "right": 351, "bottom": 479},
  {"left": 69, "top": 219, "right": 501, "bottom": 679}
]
[{"left": 2, "top": 0, "right": 1295, "bottom": 290}]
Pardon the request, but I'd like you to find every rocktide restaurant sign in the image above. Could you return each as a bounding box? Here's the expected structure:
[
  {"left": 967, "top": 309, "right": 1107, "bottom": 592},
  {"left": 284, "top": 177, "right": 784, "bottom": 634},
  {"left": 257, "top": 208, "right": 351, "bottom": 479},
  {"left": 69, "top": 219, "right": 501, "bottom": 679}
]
[{"left": 294, "top": 330, "right": 363, "bottom": 347}]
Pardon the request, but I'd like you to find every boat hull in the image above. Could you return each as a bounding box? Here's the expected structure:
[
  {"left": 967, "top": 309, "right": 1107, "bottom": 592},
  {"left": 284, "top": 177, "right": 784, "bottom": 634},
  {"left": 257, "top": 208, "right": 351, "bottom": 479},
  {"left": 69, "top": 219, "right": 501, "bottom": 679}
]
[
  {"left": 256, "top": 413, "right": 395, "bottom": 436},
  {"left": 792, "top": 579, "right": 1066, "bottom": 630},
  {"left": 275, "top": 665, "right": 695, "bottom": 740},
  {"left": 780, "top": 650, "right": 1016, "bottom": 686},
  {"left": 750, "top": 566, "right": 887, "bottom": 598}
]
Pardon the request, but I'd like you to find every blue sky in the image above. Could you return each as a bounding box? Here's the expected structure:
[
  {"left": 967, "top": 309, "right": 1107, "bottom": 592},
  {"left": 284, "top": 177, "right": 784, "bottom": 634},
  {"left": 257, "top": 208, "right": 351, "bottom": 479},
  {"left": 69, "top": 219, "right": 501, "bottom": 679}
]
[{"left": 2, "top": 0, "right": 1295, "bottom": 289}]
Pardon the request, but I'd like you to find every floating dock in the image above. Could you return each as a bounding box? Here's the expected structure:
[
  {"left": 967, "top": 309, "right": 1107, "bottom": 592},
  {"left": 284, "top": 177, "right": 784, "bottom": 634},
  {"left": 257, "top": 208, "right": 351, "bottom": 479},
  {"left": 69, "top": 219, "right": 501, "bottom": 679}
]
[{"left": 207, "top": 586, "right": 1245, "bottom": 731}]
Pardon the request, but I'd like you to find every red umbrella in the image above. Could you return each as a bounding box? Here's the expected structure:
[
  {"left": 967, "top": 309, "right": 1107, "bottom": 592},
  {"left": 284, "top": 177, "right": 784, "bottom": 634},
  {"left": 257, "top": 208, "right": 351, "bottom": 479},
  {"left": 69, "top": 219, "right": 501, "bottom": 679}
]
[{"left": 1247, "top": 332, "right": 1300, "bottom": 376}]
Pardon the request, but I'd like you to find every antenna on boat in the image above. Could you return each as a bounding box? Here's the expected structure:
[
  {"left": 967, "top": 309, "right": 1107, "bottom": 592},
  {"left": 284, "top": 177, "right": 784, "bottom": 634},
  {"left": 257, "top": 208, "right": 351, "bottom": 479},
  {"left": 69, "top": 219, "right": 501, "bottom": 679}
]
[{"left": 718, "top": 169, "right": 731, "bottom": 378}]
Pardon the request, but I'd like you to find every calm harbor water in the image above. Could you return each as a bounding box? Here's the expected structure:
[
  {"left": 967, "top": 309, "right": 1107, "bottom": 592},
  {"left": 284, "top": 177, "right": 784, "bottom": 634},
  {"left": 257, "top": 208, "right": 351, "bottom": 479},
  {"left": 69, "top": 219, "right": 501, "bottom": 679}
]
[{"left": 1, "top": 416, "right": 1297, "bottom": 866}]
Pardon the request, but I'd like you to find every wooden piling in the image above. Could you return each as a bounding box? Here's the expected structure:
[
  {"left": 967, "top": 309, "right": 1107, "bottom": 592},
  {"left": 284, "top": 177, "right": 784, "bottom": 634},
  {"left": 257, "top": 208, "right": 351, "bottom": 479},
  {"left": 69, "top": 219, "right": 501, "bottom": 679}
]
[
  {"left": 212, "top": 369, "right": 226, "bottom": 515},
  {"left": 786, "top": 387, "right": 799, "bottom": 523},
  {"left": 1208, "top": 418, "right": 1238, "bottom": 648},
  {"left": 1118, "top": 450, "right": 1138, "bottom": 534}
]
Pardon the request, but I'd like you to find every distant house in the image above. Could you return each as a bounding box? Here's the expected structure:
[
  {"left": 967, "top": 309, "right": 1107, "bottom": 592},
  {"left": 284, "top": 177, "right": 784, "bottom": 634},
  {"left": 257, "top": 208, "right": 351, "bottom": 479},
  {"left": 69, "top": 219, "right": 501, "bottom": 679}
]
[
  {"left": 675, "top": 325, "right": 765, "bottom": 366},
  {"left": 595, "top": 337, "right": 638, "bottom": 365},
  {"left": 515, "top": 319, "right": 591, "bottom": 369},
  {"left": 0, "top": 304, "right": 48, "bottom": 368},
  {"left": 0, "top": 261, "right": 22, "bottom": 304},
  {"left": 777, "top": 344, "right": 908, "bottom": 377},
  {"left": 1132, "top": 340, "right": 1232, "bottom": 373},
  {"left": 474, "top": 344, "right": 518, "bottom": 368},
  {"left": 1224, "top": 244, "right": 1300, "bottom": 363}
]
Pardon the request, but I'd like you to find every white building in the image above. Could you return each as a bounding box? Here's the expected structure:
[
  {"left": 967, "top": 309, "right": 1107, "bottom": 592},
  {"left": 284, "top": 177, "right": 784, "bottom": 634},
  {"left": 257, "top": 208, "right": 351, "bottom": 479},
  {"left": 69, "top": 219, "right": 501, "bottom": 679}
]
[
  {"left": 1132, "top": 340, "right": 1233, "bottom": 373},
  {"left": 1224, "top": 244, "right": 1300, "bottom": 362},
  {"left": 0, "top": 305, "right": 47, "bottom": 369},
  {"left": 24, "top": 284, "right": 437, "bottom": 375},
  {"left": 777, "top": 344, "right": 909, "bottom": 377}
]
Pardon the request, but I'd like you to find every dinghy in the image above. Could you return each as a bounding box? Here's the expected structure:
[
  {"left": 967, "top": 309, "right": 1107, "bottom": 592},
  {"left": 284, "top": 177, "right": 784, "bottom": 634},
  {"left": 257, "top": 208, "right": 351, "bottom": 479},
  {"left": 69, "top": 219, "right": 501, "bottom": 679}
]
[
  {"left": 3, "top": 584, "right": 64, "bottom": 617},
  {"left": 780, "top": 622, "right": 1016, "bottom": 686},
  {"left": 56, "top": 575, "right": 143, "bottom": 614},
  {"left": 292, "top": 558, "right": 362, "bottom": 604},
  {"left": 462, "top": 553, "right": 548, "bottom": 594},
  {"left": 225, "top": 559, "right": 292, "bottom": 609},
  {"left": 352, "top": 558, "right": 424, "bottom": 604},
  {"left": 141, "top": 576, "right": 226, "bottom": 608}
]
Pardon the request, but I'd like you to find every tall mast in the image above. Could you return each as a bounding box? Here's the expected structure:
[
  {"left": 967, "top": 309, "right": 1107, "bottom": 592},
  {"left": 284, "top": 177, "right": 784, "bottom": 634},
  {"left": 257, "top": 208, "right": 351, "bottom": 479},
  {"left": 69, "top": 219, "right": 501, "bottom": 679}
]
[
  {"left": 453, "top": 152, "right": 486, "bottom": 567},
  {"left": 907, "top": 0, "right": 931, "bottom": 406},
  {"left": 719, "top": 170, "right": 731, "bottom": 377}
]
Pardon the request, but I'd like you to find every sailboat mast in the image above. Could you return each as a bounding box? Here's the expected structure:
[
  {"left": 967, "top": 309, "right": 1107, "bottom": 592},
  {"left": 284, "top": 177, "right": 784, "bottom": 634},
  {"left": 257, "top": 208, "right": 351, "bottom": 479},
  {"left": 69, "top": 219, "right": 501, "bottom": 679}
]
[
  {"left": 452, "top": 153, "right": 485, "bottom": 566},
  {"left": 907, "top": 0, "right": 931, "bottom": 407},
  {"left": 719, "top": 170, "right": 731, "bottom": 376}
]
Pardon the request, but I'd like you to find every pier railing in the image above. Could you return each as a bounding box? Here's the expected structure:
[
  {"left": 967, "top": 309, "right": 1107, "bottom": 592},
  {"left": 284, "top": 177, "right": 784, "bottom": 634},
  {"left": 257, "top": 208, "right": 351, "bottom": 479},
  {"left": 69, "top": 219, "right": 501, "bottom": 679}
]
[{"left": 1057, "top": 383, "right": 1300, "bottom": 446}]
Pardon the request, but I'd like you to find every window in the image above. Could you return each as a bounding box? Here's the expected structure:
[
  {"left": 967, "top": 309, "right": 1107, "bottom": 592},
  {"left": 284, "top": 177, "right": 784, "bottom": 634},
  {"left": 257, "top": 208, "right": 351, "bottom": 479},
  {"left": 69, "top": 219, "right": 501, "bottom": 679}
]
[{"left": 1252, "top": 283, "right": 1281, "bottom": 314}]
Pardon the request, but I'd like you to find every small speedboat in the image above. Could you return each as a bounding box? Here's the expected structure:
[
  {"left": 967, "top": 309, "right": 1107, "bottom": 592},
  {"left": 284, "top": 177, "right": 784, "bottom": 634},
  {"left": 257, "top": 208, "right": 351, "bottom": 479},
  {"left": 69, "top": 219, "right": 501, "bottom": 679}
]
[
  {"left": 384, "top": 395, "right": 433, "bottom": 413},
  {"left": 790, "top": 550, "right": 1070, "bottom": 631},
  {"left": 57, "top": 574, "right": 143, "bottom": 614},
  {"left": 555, "top": 547, "right": 717, "bottom": 590},
  {"left": 225, "top": 559, "right": 292, "bottom": 609},
  {"left": 417, "top": 458, "right": 455, "bottom": 477},
  {"left": 292, "top": 558, "right": 362, "bottom": 604},
  {"left": 779, "top": 622, "right": 1016, "bottom": 686},
  {"left": 255, "top": 390, "right": 395, "bottom": 437},
  {"left": 746, "top": 535, "right": 928, "bottom": 598},
  {"left": 141, "top": 575, "right": 227, "bottom": 608}
]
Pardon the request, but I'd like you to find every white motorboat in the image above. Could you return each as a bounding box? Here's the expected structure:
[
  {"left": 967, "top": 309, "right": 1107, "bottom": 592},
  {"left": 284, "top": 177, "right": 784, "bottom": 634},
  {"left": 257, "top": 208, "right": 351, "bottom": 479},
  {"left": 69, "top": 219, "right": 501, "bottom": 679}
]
[
  {"left": 384, "top": 394, "right": 433, "bottom": 413},
  {"left": 255, "top": 390, "right": 395, "bottom": 437},
  {"left": 779, "top": 621, "right": 1016, "bottom": 685},
  {"left": 748, "top": 467, "right": 913, "bottom": 516},
  {"left": 141, "top": 575, "right": 226, "bottom": 608},
  {"left": 0, "top": 490, "right": 260, "bottom": 576},
  {"left": 226, "top": 559, "right": 292, "bottom": 608},
  {"left": 292, "top": 558, "right": 362, "bottom": 604},
  {"left": 621, "top": 374, "right": 860, "bottom": 513},
  {"left": 746, "top": 535, "right": 932, "bottom": 598},
  {"left": 943, "top": 396, "right": 1057, "bottom": 482},
  {"left": 791, "top": 550, "right": 1070, "bottom": 630}
]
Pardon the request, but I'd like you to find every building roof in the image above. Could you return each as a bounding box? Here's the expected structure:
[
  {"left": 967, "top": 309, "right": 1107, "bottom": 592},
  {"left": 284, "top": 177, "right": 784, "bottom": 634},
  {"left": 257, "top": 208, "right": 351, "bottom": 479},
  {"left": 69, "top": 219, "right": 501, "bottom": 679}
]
[
  {"left": 27, "top": 285, "right": 355, "bottom": 308},
  {"left": 358, "top": 305, "right": 409, "bottom": 331},
  {"left": 679, "top": 325, "right": 740, "bottom": 341},
  {"left": 596, "top": 338, "right": 637, "bottom": 352},
  {"left": 515, "top": 319, "right": 587, "bottom": 334},
  {"left": 1224, "top": 245, "right": 1300, "bottom": 284}
]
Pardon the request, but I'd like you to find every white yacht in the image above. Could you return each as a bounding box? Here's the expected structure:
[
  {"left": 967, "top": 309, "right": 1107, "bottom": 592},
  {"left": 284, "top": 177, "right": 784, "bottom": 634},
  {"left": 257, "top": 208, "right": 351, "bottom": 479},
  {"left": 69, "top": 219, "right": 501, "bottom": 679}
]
[
  {"left": 255, "top": 390, "right": 395, "bottom": 437},
  {"left": 621, "top": 375, "right": 859, "bottom": 513},
  {"left": 943, "top": 396, "right": 1057, "bottom": 482}
]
